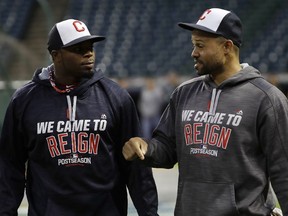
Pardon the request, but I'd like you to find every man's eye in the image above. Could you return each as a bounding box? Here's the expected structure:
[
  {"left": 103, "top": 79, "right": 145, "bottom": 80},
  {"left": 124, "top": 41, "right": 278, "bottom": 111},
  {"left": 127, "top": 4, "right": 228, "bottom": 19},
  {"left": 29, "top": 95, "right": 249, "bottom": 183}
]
[
  {"left": 195, "top": 44, "right": 204, "bottom": 48},
  {"left": 71, "top": 47, "right": 82, "bottom": 53},
  {"left": 65, "top": 45, "right": 93, "bottom": 54}
]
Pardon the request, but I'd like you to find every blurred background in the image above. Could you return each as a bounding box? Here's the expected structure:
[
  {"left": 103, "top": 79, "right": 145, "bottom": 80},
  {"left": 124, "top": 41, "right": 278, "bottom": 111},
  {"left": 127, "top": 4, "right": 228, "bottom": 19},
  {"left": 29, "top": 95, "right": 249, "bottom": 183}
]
[{"left": 0, "top": 0, "right": 287, "bottom": 215}]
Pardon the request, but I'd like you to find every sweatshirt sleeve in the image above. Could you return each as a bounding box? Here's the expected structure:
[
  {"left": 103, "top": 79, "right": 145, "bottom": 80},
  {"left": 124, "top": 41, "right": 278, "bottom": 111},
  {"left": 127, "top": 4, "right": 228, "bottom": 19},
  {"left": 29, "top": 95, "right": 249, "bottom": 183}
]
[
  {"left": 259, "top": 89, "right": 288, "bottom": 214},
  {"left": 117, "top": 90, "right": 159, "bottom": 216},
  {"left": 144, "top": 100, "right": 178, "bottom": 168},
  {"left": 0, "top": 97, "right": 27, "bottom": 215}
]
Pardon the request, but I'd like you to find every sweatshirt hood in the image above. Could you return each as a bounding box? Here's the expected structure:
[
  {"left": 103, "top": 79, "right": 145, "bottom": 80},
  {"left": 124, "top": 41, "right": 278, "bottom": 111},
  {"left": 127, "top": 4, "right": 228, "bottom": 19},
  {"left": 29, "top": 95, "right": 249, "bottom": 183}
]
[
  {"left": 32, "top": 64, "right": 104, "bottom": 96},
  {"left": 32, "top": 64, "right": 105, "bottom": 121},
  {"left": 203, "top": 63, "right": 263, "bottom": 116},
  {"left": 204, "top": 63, "right": 262, "bottom": 89}
]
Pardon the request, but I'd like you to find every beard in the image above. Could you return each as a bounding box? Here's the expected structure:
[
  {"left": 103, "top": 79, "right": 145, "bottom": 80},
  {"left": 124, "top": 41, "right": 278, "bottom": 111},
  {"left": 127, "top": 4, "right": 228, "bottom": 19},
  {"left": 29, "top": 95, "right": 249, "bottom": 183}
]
[{"left": 195, "top": 58, "right": 224, "bottom": 77}]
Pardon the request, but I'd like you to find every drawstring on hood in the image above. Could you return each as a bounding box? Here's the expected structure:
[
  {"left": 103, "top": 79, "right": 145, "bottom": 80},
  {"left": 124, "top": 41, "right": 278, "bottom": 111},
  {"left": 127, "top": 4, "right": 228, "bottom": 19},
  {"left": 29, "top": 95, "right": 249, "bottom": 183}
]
[
  {"left": 31, "top": 63, "right": 105, "bottom": 122},
  {"left": 66, "top": 95, "right": 77, "bottom": 121},
  {"left": 47, "top": 64, "right": 79, "bottom": 121},
  {"left": 209, "top": 88, "right": 222, "bottom": 116},
  {"left": 206, "top": 64, "right": 258, "bottom": 116}
]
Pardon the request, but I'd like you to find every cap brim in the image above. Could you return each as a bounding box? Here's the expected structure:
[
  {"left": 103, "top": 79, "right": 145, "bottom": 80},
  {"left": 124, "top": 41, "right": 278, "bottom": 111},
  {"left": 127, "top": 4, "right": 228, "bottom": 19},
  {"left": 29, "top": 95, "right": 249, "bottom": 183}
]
[
  {"left": 178, "top": 22, "right": 221, "bottom": 36},
  {"left": 63, "top": 35, "right": 105, "bottom": 48}
]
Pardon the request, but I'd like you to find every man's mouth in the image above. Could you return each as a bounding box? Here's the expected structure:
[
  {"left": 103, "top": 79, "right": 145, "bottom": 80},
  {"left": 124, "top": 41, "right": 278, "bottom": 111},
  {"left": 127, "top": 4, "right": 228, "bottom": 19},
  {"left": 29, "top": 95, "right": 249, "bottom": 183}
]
[
  {"left": 82, "top": 60, "right": 94, "bottom": 67},
  {"left": 194, "top": 60, "right": 200, "bottom": 70},
  {"left": 83, "top": 60, "right": 94, "bottom": 65}
]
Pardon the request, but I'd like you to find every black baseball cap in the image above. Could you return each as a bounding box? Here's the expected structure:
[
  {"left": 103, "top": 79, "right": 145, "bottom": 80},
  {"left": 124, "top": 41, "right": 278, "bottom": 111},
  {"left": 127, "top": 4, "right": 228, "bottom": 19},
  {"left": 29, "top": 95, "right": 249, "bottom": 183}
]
[
  {"left": 47, "top": 19, "right": 105, "bottom": 53},
  {"left": 178, "top": 8, "right": 242, "bottom": 47}
]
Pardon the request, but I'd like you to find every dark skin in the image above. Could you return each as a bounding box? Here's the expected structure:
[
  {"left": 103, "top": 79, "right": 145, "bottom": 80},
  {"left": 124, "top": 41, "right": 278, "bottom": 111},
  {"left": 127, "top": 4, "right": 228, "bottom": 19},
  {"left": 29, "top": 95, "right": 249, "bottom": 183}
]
[
  {"left": 50, "top": 40, "right": 96, "bottom": 85},
  {"left": 191, "top": 30, "right": 241, "bottom": 86}
]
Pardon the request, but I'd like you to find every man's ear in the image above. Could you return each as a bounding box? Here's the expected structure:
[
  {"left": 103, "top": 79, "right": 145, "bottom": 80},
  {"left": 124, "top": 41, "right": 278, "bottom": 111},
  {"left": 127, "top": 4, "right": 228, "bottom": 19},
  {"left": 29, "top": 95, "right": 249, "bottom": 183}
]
[{"left": 223, "top": 40, "right": 234, "bottom": 53}]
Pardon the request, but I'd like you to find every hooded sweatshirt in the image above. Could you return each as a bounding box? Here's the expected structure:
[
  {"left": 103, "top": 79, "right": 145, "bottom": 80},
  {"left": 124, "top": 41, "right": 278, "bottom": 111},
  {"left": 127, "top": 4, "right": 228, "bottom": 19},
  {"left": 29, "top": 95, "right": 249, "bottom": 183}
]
[
  {"left": 144, "top": 64, "right": 288, "bottom": 215},
  {"left": 0, "top": 65, "right": 158, "bottom": 216}
]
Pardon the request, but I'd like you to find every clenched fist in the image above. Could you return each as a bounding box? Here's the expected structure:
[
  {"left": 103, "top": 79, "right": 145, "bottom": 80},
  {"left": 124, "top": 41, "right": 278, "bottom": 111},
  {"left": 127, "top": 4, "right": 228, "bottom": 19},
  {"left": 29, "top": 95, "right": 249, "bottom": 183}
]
[{"left": 122, "top": 137, "right": 148, "bottom": 161}]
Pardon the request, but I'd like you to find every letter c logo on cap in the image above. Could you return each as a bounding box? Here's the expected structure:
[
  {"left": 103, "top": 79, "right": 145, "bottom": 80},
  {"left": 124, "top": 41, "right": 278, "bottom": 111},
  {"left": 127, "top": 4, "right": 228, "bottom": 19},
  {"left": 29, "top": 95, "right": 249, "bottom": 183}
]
[
  {"left": 73, "top": 20, "right": 85, "bottom": 32},
  {"left": 199, "top": 9, "right": 211, "bottom": 20}
]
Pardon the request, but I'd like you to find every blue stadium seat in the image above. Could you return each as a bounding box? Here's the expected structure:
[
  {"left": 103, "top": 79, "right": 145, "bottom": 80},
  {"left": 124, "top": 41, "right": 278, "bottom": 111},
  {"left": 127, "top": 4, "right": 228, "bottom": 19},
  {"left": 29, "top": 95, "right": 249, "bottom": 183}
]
[{"left": 1, "top": 0, "right": 287, "bottom": 77}]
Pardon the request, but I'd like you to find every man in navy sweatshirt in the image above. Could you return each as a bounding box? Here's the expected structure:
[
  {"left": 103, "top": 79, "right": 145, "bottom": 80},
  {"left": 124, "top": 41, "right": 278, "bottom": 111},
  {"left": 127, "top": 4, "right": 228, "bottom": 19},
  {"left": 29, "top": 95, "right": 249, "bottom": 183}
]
[{"left": 0, "top": 19, "right": 158, "bottom": 216}]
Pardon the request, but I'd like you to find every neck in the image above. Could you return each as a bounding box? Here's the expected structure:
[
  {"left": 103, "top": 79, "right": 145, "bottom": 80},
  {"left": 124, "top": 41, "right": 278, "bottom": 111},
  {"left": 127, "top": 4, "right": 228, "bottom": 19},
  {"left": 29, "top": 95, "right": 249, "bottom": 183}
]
[
  {"left": 49, "top": 67, "right": 78, "bottom": 93},
  {"left": 54, "top": 73, "right": 79, "bottom": 86},
  {"left": 212, "top": 63, "right": 241, "bottom": 86}
]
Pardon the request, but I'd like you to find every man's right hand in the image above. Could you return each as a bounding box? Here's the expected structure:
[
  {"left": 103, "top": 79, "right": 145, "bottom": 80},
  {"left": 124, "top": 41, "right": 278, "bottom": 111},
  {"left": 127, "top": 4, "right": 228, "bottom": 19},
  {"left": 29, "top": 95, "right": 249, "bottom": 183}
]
[{"left": 122, "top": 137, "right": 148, "bottom": 161}]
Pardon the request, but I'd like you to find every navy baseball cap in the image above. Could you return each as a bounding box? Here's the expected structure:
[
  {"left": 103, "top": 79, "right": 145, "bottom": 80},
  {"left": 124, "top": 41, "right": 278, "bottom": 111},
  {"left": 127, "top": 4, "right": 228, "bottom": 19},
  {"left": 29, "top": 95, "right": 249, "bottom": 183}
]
[
  {"left": 178, "top": 8, "right": 242, "bottom": 47},
  {"left": 47, "top": 19, "right": 105, "bottom": 52}
]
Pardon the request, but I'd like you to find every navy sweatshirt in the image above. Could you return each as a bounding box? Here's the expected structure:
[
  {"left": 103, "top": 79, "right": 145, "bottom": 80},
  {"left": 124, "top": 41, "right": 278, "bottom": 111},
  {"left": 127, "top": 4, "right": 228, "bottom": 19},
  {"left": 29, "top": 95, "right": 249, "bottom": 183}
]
[{"left": 0, "top": 65, "right": 158, "bottom": 215}]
